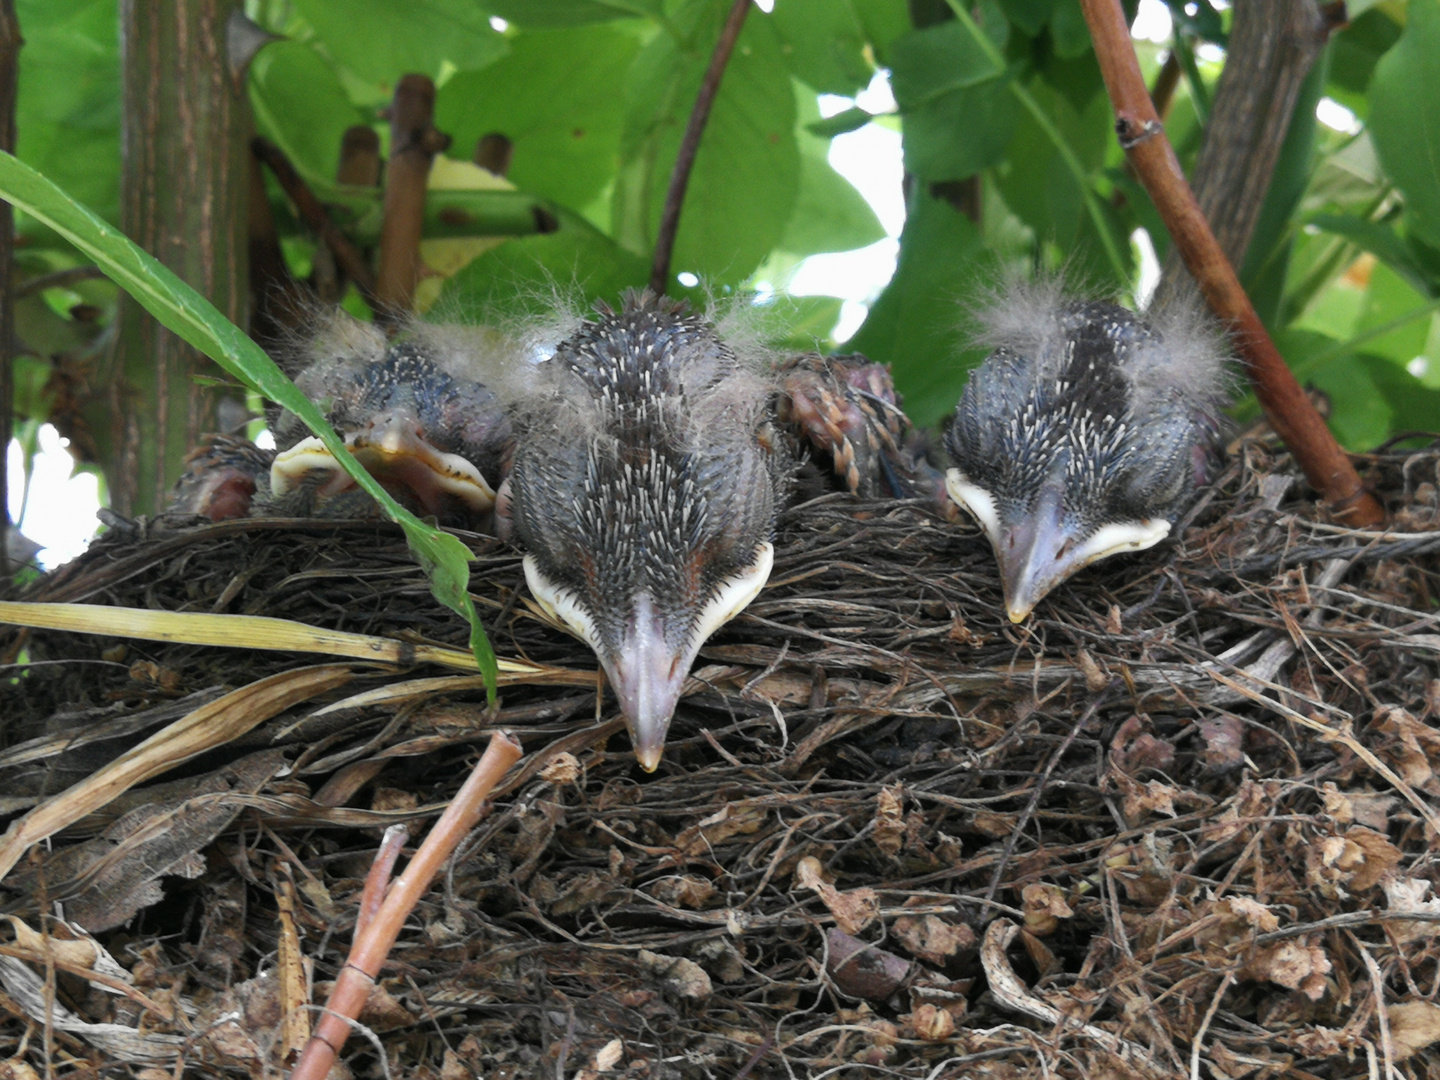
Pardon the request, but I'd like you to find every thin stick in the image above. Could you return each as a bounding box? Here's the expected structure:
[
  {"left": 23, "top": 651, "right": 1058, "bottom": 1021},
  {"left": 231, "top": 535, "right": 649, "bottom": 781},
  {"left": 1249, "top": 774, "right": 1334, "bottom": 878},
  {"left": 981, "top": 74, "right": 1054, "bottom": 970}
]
[
  {"left": 1079, "top": 0, "right": 1384, "bottom": 527},
  {"left": 289, "top": 731, "right": 523, "bottom": 1080},
  {"left": 251, "top": 136, "right": 379, "bottom": 302},
  {"left": 648, "top": 0, "right": 753, "bottom": 296}
]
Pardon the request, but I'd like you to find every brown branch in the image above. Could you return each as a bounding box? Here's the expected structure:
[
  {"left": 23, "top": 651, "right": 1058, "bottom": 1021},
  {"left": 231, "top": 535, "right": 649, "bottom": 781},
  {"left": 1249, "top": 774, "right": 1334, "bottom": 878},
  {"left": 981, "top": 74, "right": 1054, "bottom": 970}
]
[
  {"left": 250, "top": 136, "right": 379, "bottom": 303},
  {"left": 1079, "top": 0, "right": 1383, "bottom": 527},
  {"left": 0, "top": 0, "right": 19, "bottom": 572},
  {"left": 14, "top": 265, "right": 106, "bottom": 299},
  {"left": 289, "top": 731, "right": 523, "bottom": 1080},
  {"left": 313, "top": 125, "right": 382, "bottom": 303},
  {"left": 648, "top": 0, "right": 753, "bottom": 296},
  {"left": 376, "top": 74, "right": 450, "bottom": 324},
  {"left": 248, "top": 151, "right": 310, "bottom": 352}
]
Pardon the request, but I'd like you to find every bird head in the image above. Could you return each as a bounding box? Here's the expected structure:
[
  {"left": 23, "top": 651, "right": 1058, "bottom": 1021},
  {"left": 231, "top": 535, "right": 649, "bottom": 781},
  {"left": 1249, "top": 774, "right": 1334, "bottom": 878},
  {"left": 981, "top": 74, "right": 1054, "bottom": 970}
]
[
  {"left": 170, "top": 434, "right": 275, "bottom": 521},
  {"left": 944, "top": 290, "right": 1226, "bottom": 623},
  {"left": 502, "top": 293, "right": 781, "bottom": 770},
  {"left": 271, "top": 322, "right": 512, "bottom": 527}
]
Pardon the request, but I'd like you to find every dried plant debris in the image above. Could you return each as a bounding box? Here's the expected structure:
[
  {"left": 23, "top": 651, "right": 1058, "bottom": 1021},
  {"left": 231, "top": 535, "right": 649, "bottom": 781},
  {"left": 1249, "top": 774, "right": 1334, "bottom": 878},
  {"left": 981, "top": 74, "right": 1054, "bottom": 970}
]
[{"left": 0, "top": 441, "right": 1439, "bottom": 1077}]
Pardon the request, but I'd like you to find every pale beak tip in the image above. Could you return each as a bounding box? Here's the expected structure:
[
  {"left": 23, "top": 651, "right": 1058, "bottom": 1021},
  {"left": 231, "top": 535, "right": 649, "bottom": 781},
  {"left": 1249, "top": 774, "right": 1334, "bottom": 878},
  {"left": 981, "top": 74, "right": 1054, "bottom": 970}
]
[{"left": 634, "top": 744, "right": 664, "bottom": 772}]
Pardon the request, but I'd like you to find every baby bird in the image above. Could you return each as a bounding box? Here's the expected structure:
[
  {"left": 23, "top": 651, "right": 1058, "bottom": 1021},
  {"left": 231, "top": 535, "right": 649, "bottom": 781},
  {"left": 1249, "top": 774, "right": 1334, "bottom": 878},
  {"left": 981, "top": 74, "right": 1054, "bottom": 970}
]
[
  {"left": 944, "top": 283, "right": 1228, "bottom": 623},
  {"left": 500, "top": 292, "right": 785, "bottom": 771},
  {"left": 268, "top": 318, "right": 512, "bottom": 529},
  {"left": 171, "top": 433, "right": 276, "bottom": 522},
  {"left": 779, "top": 353, "right": 946, "bottom": 504}
]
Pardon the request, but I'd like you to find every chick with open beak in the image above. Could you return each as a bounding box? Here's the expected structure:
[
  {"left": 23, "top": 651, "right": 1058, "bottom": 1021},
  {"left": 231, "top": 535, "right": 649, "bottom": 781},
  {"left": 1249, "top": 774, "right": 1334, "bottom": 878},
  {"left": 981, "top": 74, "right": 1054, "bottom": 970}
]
[
  {"left": 501, "top": 292, "right": 784, "bottom": 771},
  {"left": 944, "top": 284, "right": 1228, "bottom": 623},
  {"left": 269, "top": 319, "right": 512, "bottom": 529}
]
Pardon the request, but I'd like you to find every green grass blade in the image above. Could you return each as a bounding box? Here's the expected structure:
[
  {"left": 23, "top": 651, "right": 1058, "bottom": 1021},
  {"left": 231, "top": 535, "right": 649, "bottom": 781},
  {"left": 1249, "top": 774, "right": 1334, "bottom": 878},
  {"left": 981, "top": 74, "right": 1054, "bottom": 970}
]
[{"left": 0, "top": 150, "right": 498, "bottom": 698}]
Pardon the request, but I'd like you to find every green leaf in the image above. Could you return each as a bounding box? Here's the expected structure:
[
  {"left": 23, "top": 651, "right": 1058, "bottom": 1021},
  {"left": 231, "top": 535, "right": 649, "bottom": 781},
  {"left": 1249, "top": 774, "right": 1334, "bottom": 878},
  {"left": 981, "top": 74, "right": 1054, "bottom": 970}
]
[
  {"left": 993, "top": 72, "right": 1109, "bottom": 254},
  {"left": 806, "top": 107, "right": 875, "bottom": 138},
  {"left": 1048, "top": 0, "right": 1092, "bottom": 59},
  {"left": 613, "top": 0, "right": 800, "bottom": 286},
  {"left": 15, "top": 0, "right": 121, "bottom": 228},
  {"left": 890, "top": 19, "right": 1007, "bottom": 107},
  {"left": 291, "top": 0, "right": 508, "bottom": 95},
  {"left": 768, "top": 0, "right": 893, "bottom": 95},
  {"left": 440, "top": 224, "right": 651, "bottom": 317},
  {"left": 1368, "top": 0, "right": 1440, "bottom": 250},
  {"left": 0, "top": 151, "right": 499, "bottom": 697},
  {"left": 996, "top": 0, "right": 1056, "bottom": 37},
  {"left": 890, "top": 19, "right": 1018, "bottom": 182},
  {"left": 1308, "top": 214, "right": 1437, "bottom": 300},
  {"left": 249, "top": 41, "right": 366, "bottom": 183},
  {"left": 1352, "top": 260, "right": 1437, "bottom": 365},
  {"left": 781, "top": 92, "right": 885, "bottom": 257},
  {"left": 481, "top": 0, "right": 663, "bottom": 27},
  {"left": 1309, "top": 353, "right": 1392, "bottom": 450},
  {"left": 1327, "top": 6, "right": 1403, "bottom": 119},
  {"left": 761, "top": 294, "right": 847, "bottom": 350},
  {"left": 435, "top": 25, "right": 640, "bottom": 212},
  {"left": 849, "top": 192, "right": 989, "bottom": 427}
]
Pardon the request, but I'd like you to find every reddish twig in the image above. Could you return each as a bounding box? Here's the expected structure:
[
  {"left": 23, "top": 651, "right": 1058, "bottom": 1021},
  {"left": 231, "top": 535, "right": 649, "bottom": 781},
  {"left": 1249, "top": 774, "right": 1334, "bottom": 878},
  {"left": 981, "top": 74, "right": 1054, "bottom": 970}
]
[
  {"left": 376, "top": 74, "right": 450, "bottom": 323},
  {"left": 288, "top": 731, "right": 523, "bottom": 1080},
  {"left": 648, "top": 0, "right": 753, "bottom": 296},
  {"left": 1080, "top": 0, "right": 1384, "bottom": 527},
  {"left": 251, "top": 136, "right": 379, "bottom": 303}
]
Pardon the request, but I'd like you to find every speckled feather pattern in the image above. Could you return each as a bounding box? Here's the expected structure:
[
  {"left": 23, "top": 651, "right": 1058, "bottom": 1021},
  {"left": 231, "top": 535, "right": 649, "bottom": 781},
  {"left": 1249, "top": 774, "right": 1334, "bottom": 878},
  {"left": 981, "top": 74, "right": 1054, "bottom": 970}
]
[
  {"left": 508, "top": 294, "right": 785, "bottom": 654},
  {"left": 276, "top": 338, "right": 513, "bottom": 487},
  {"left": 946, "top": 296, "right": 1228, "bottom": 534}
]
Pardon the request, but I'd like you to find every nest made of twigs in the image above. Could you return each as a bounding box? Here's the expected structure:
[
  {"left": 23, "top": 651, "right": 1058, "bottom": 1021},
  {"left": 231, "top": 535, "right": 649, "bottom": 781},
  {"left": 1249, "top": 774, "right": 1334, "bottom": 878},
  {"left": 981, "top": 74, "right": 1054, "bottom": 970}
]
[{"left": 1, "top": 437, "right": 1440, "bottom": 1078}]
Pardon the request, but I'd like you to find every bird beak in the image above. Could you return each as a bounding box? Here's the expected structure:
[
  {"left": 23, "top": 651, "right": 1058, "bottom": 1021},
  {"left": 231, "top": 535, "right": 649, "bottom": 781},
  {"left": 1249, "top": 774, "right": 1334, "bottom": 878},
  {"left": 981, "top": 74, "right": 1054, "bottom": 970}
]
[
  {"left": 605, "top": 594, "right": 695, "bottom": 773},
  {"left": 523, "top": 546, "right": 773, "bottom": 771},
  {"left": 946, "top": 468, "right": 1171, "bottom": 622},
  {"left": 995, "top": 488, "right": 1171, "bottom": 623},
  {"left": 271, "top": 417, "right": 495, "bottom": 513}
]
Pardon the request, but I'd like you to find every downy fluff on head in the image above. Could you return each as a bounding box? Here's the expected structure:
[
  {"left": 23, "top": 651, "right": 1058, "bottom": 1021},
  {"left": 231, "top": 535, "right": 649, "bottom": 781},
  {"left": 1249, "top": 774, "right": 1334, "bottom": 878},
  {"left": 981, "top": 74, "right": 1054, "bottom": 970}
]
[
  {"left": 265, "top": 308, "right": 516, "bottom": 526},
  {"left": 944, "top": 276, "right": 1231, "bottom": 622}
]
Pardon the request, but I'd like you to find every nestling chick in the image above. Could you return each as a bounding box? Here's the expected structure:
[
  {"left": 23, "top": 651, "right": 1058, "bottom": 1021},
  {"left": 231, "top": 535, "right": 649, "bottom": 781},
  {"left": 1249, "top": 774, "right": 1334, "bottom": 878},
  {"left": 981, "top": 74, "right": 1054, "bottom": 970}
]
[
  {"left": 944, "top": 283, "right": 1228, "bottom": 623},
  {"left": 500, "top": 292, "right": 785, "bottom": 771},
  {"left": 780, "top": 353, "right": 946, "bottom": 504},
  {"left": 170, "top": 434, "right": 275, "bottom": 521},
  {"left": 269, "top": 317, "right": 513, "bottom": 529}
]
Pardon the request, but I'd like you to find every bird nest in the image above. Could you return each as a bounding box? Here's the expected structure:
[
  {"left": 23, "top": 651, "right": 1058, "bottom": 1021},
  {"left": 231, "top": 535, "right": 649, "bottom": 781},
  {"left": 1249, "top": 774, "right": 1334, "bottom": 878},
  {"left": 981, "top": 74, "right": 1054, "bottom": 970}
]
[{"left": 2, "top": 437, "right": 1440, "bottom": 1079}]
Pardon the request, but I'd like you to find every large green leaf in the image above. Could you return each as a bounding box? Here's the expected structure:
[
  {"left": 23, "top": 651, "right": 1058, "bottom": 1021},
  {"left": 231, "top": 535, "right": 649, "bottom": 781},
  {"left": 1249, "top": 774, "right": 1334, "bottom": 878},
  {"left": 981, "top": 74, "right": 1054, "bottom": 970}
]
[
  {"left": 0, "top": 151, "right": 499, "bottom": 696},
  {"left": 890, "top": 15, "right": 1017, "bottom": 182},
  {"left": 614, "top": 0, "right": 799, "bottom": 286},
  {"left": 14, "top": 0, "right": 121, "bottom": 227},
  {"left": 291, "top": 0, "right": 508, "bottom": 96},
  {"left": 249, "top": 41, "right": 366, "bottom": 183},
  {"left": 1368, "top": 0, "right": 1440, "bottom": 249},
  {"left": 992, "top": 72, "right": 1109, "bottom": 254},
  {"left": 780, "top": 92, "right": 886, "bottom": 258},
  {"left": 768, "top": 0, "right": 899, "bottom": 95},
  {"left": 1327, "top": 6, "right": 1403, "bottom": 120},
  {"left": 441, "top": 225, "right": 651, "bottom": 317},
  {"left": 849, "top": 193, "right": 989, "bottom": 428},
  {"left": 480, "top": 0, "right": 663, "bottom": 27},
  {"left": 435, "top": 25, "right": 640, "bottom": 212}
]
